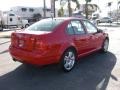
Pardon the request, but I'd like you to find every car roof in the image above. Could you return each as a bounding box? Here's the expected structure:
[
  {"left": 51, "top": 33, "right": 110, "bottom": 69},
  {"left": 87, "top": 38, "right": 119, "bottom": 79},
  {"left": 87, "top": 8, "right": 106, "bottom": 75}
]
[{"left": 52, "top": 17, "right": 86, "bottom": 21}]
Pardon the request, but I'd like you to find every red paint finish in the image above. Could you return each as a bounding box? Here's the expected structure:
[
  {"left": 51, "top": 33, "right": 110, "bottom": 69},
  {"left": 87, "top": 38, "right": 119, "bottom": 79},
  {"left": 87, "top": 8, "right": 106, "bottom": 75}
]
[{"left": 9, "top": 17, "right": 108, "bottom": 66}]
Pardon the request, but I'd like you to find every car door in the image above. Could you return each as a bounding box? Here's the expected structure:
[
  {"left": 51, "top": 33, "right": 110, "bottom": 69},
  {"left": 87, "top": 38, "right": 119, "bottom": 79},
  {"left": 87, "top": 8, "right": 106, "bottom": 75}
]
[
  {"left": 69, "top": 20, "right": 90, "bottom": 55},
  {"left": 82, "top": 20, "right": 104, "bottom": 50}
]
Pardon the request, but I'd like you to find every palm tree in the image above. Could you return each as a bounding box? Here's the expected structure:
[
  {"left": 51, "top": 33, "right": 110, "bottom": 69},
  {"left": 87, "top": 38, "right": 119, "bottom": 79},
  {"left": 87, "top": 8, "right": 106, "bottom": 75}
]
[
  {"left": 72, "top": 0, "right": 80, "bottom": 10},
  {"left": 85, "top": 0, "right": 92, "bottom": 19},
  {"left": 118, "top": 0, "right": 120, "bottom": 5},
  {"left": 58, "top": 7, "right": 64, "bottom": 17},
  {"left": 117, "top": 1, "right": 120, "bottom": 23},
  {"left": 60, "top": 0, "right": 80, "bottom": 17}
]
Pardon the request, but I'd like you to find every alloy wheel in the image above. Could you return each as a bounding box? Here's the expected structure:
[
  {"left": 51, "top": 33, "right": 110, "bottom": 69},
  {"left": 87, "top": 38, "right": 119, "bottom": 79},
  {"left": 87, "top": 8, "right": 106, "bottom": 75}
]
[{"left": 63, "top": 50, "right": 76, "bottom": 71}]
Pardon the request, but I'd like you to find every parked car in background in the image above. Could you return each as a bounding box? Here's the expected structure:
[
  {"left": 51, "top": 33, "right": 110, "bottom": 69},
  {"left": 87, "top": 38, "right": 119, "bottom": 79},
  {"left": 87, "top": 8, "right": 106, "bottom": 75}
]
[
  {"left": 9, "top": 17, "right": 109, "bottom": 72},
  {"left": 72, "top": 10, "right": 85, "bottom": 18},
  {"left": 97, "top": 17, "right": 113, "bottom": 23}
]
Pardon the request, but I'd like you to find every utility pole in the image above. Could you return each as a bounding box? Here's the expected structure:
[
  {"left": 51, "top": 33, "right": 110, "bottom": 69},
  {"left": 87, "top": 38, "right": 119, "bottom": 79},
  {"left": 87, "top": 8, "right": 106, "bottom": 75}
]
[
  {"left": 117, "top": 0, "right": 120, "bottom": 24},
  {"left": 68, "top": 0, "right": 71, "bottom": 17},
  {"left": 54, "top": 0, "right": 55, "bottom": 17},
  {"left": 85, "top": 0, "right": 91, "bottom": 19},
  {"left": 43, "top": 0, "right": 46, "bottom": 18},
  {"left": 51, "top": 0, "right": 56, "bottom": 17},
  {"left": 108, "top": 2, "right": 112, "bottom": 17}
]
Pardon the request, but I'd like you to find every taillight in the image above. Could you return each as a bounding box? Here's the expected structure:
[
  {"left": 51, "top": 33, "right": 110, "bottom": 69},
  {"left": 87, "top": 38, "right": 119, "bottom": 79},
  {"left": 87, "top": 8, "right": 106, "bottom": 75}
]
[
  {"left": 11, "top": 33, "right": 15, "bottom": 39},
  {"left": 35, "top": 40, "right": 48, "bottom": 51},
  {"left": 11, "top": 33, "right": 17, "bottom": 46}
]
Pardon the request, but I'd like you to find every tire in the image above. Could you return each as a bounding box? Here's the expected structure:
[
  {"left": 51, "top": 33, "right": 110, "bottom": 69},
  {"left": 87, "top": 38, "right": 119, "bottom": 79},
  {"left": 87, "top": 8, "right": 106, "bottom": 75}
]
[
  {"left": 25, "top": 24, "right": 29, "bottom": 28},
  {"left": 108, "top": 21, "right": 112, "bottom": 23},
  {"left": 60, "top": 49, "right": 76, "bottom": 72},
  {"left": 101, "top": 39, "right": 109, "bottom": 53}
]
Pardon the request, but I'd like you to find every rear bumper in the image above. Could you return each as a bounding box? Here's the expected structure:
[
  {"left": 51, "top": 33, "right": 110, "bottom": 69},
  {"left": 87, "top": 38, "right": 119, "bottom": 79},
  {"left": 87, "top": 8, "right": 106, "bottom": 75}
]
[{"left": 9, "top": 46, "right": 59, "bottom": 66}]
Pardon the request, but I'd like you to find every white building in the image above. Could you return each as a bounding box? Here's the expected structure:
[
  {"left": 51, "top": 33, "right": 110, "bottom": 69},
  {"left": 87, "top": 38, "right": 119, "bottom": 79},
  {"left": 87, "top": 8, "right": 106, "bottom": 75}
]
[{"left": 10, "top": 6, "right": 52, "bottom": 20}]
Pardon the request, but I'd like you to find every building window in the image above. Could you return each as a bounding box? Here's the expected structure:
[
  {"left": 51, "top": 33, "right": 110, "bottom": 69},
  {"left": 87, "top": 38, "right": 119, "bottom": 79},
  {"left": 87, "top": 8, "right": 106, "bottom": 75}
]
[
  {"left": 21, "top": 8, "right": 27, "bottom": 12},
  {"left": 29, "top": 8, "right": 34, "bottom": 12}
]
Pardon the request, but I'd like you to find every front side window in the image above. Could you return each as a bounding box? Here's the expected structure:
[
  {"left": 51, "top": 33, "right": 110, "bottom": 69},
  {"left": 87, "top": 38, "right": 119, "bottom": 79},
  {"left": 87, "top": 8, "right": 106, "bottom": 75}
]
[
  {"left": 26, "top": 19, "right": 63, "bottom": 31},
  {"left": 71, "top": 20, "right": 85, "bottom": 34},
  {"left": 83, "top": 20, "right": 97, "bottom": 33}
]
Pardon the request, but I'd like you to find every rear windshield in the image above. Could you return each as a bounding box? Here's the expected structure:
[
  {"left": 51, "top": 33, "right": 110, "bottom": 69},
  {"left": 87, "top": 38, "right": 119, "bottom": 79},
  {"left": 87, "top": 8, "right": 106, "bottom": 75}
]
[{"left": 26, "top": 18, "right": 63, "bottom": 31}]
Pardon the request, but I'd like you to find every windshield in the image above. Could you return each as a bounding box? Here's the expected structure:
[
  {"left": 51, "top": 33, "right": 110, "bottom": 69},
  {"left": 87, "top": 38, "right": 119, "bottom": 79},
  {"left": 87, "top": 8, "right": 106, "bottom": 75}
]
[{"left": 26, "top": 18, "right": 63, "bottom": 31}]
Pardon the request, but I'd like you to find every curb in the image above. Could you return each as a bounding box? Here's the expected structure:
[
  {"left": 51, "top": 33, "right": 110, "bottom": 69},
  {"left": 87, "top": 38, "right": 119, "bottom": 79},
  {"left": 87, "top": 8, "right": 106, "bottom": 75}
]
[
  {"left": 0, "top": 35, "right": 11, "bottom": 38},
  {"left": 0, "top": 29, "right": 21, "bottom": 38},
  {"left": 0, "top": 31, "right": 13, "bottom": 38}
]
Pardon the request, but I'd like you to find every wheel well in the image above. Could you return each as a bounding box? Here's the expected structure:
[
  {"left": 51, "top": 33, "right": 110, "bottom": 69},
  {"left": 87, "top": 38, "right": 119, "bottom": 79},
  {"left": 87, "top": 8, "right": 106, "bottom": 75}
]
[
  {"left": 64, "top": 46, "right": 78, "bottom": 57},
  {"left": 105, "top": 37, "right": 109, "bottom": 41},
  {"left": 102, "top": 37, "right": 109, "bottom": 45},
  {"left": 102, "top": 37, "right": 109, "bottom": 47},
  {"left": 59, "top": 46, "right": 78, "bottom": 63}
]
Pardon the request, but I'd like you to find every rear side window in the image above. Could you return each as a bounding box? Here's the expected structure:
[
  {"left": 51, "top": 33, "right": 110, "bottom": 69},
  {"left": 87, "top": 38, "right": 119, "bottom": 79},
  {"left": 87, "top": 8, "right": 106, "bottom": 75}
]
[
  {"left": 67, "top": 23, "right": 74, "bottom": 34},
  {"left": 71, "top": 20, "right": 85, "bottom": 35},
  {"left": 26, "top": 19, "right": 63, "bottom": 31}
]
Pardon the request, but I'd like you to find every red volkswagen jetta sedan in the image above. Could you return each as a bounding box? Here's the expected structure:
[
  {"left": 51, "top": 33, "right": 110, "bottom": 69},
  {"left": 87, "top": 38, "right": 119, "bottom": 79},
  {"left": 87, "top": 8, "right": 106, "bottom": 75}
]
[{"left": 9, "top": 17, "right": 109, "bottom": 72}]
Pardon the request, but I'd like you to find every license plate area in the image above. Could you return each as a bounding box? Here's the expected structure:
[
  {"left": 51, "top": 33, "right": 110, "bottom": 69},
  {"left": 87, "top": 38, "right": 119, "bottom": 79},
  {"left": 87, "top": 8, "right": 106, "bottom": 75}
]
[{"left": 18, "top": 39, "right": 24, "bottom": 48}]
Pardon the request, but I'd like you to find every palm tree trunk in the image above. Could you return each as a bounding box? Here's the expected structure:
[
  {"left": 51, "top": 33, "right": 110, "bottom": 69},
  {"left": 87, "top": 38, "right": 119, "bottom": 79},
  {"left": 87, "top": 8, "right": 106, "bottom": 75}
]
[
  {"left": 85, "top": 1, "right": 88, "bottom": 19},
  {"left": 68, "top": 0, "right": 72, "bottom": 17}
]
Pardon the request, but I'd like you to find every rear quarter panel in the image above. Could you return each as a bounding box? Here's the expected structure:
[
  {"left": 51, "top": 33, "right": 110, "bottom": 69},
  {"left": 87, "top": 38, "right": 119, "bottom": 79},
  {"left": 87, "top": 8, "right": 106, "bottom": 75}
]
[{"left": 44, "top": 20, "right": 77, "bottom": 63}]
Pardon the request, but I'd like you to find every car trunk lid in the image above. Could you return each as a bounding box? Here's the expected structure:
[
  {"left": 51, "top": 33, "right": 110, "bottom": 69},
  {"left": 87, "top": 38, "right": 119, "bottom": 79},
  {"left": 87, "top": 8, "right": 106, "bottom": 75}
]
[{"left": 11, "top": 30, "right": 51, "bottom": 51}]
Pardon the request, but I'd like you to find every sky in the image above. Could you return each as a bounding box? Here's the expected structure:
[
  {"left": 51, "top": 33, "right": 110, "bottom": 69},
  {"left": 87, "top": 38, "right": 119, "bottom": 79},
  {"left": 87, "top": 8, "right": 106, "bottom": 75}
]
[{"left": 0, "top": 0, "right": 118, "bottom": 11}]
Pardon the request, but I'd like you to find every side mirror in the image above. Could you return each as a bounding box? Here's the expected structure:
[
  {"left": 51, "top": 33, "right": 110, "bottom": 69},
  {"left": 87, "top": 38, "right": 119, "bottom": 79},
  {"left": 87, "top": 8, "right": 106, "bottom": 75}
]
[{"left": 97, "top": 29, "right": 103, "bottom": 33}]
